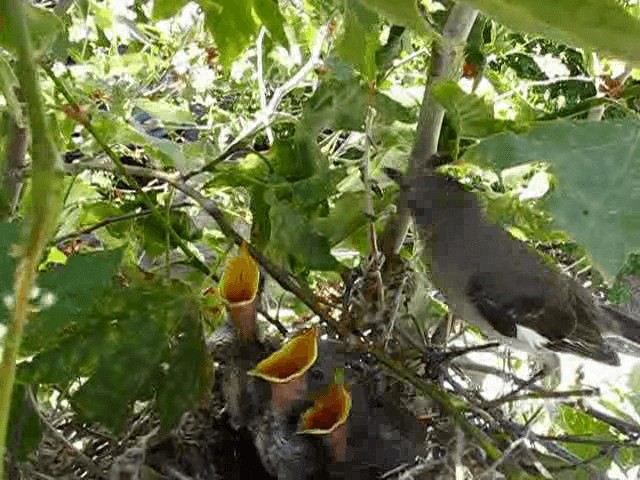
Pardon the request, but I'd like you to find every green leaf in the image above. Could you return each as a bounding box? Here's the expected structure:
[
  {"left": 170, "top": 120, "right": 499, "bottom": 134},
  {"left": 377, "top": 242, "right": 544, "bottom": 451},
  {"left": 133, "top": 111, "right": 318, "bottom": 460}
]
[
  {"left": 152, "top": 0, "right": 191, "bottom": 20},
  {"left": 432, "top": 81, "right": 521, "bottom": 139},
  {"left": 462, "top": 0, "right": 640, "bottom": 65},
  {"left": 63, "top": 280, "right": 201, "bottom": 432},
  {"left": 269, "top": 201, "right": 341, "bottom": 271},
  {"left": 252, "top": 0, "right": 289, "bottom": 47},
  {"left": 71, "top": 307, "right": 169, "bottom": 431},
  {"left": 0, "top": 3, "right": 63, "bottom": 57},
  {"left": 156, "top": 312, "right": 212, "bottom": 430},
  {"left": 21, "top": 249, "right": 124, "bottom": 353},
  {"left": 199, "top": 0, "right": 258, "bottom": 68},
  {"left": 301, "top": 77, "right": 368, "bottom": 134},
  {"left": 0, "top": 222, "right": 20, "bottom": 324},
  {"left": 269, "top": 133, "right": 320, "bottom": 182},
  {"left": 134, "top": 100, "right": 194, "bottom": 125},
  {"left": 555, "top": 404, "right": 615, "bottom": 461},
  {"left": 314, "top": 191, "right": 372, "bottom": 246},
  {"left": 335, "top": 0, "right": 379, "bottom": 80},
  {"left": 356, "top": 0, "right": 432, "bottom": 36},
  {"left": 92, "top": 112, "right": 186, "bottom": 168},
  {"left": 464, "top": 120, "right": 640, "bottom": 280},
  {"left": 7, "top": 384, "right": 42, "bottom": 461}
]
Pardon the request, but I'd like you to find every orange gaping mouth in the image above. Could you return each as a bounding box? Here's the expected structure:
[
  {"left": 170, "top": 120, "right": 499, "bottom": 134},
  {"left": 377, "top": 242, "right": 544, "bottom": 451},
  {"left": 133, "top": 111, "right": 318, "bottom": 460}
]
[
  {"left": 220, "top": 243, "right": 259, "bottom": 304},
  {"left": 248, "top": 326, "right": 319, "bottom": 382}
]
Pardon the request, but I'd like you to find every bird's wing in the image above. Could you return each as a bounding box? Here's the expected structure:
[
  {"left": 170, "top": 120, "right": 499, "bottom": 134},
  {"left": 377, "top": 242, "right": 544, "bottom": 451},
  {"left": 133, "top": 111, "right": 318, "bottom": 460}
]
[{"left": 466, "top": 271, "right": 577, "bottom": 344}]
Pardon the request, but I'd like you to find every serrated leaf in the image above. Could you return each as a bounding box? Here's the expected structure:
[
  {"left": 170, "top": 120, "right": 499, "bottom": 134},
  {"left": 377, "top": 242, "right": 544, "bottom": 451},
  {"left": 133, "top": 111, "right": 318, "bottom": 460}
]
[
  {"left": 0, "top": 3, "right": 63, "bottom": 57},
  {"left": 21, "top": 249, "right": 124, "bottom": 353},
  {"left": 252, "top": 0, "right": 288, "bottom": 47},
  {"left": 335, "top": 0, "right": 379, "bottom": 80},
  {"left": 7, "top": 384, "right": 42, "bottom": 461},
  {"left": 464, "top": 120, "right": 640, "bottom": 280},
  {"left": 0, "top": 222, "right": 20, "bottom": 324},
  {"left": 152, "top": 0, "right": 190, "bottom": 20},
  {"left": 199, "top": 0, "right": 258, "bottom": 68},
  {"left": 463, "top": 0, "right": 640, "bottom": 65},
  {"left": 71, "top": 311, "right": 168, "bottom": 431},
  {"left": 64, "top": 281, "right": 201, "bottom": 432},
  {"left": 357, "top": 0, "right": 432, "bottom": 36},
  {"left": 269, "top": 202, "right": 341, "bottom": 271},
  {"left": 156, "top": 313, "right": 212, "bottom": 430},
  {"left": 432, "top": 81, "right": 520, "bottom": 139}
]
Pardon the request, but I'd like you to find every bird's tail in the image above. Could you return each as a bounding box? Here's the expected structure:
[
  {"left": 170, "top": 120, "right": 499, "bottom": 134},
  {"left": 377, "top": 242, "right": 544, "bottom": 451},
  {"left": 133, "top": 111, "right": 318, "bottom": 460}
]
[{"left": 601, "top": 304, "right": 640, "bottom": 356}]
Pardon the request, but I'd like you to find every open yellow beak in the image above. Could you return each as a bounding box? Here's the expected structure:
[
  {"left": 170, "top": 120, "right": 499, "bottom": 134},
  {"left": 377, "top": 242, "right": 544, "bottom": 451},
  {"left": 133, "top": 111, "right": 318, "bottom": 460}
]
[{"left": 248, "top": 326, "right": 319, "bottom": 382}]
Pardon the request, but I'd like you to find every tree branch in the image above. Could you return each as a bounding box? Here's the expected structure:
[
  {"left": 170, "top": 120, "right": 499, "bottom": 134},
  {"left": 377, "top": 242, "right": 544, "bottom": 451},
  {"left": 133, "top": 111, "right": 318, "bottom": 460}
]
[{"left": 380, "top": 4, "right": 479, "bottom": 260}]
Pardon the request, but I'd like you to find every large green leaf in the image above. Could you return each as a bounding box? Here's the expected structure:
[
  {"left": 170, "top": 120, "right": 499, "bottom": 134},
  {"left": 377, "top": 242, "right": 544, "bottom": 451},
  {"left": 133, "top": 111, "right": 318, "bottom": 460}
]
[
  {"left": 0, "top": 3, "right": 63, "bottom": 57},
  {"left": 464, "top": 120, "right": 640, "bottom": 280},
  {"left": 335, "top": 0, "right": 379, "bottom": 80},
  {"left": 152, "top": 0, "right": 191, "bottom": 20},
  {"left": 252, "top": 0, "right": 288, "bottom": 47},
  {"left": 156, "top": 311, "right": 213, "bottom": 430},
  {"left": 199, "top": 0, "right": 258, "bottom": 68},
  {"left": 21, "top": 249, "right": 124, "bottom": 352},
  {"left": 357, "top": 0, "right": 432, "bottom": 36},
  {"left": 462, "top": 0, "right": 640, "bottom": 65}
]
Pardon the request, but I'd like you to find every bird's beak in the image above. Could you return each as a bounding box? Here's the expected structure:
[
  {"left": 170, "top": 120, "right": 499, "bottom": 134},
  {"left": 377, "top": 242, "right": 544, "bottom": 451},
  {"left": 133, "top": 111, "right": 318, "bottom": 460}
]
[
  {"left": 219, "top": 242, "right": 260, "bottom": 341},
  {"left": 248, "top": 326, "right": 319, "bottom": 414},
  {"left": 298, "top": 382, "right": 352, "bottom": 463}
]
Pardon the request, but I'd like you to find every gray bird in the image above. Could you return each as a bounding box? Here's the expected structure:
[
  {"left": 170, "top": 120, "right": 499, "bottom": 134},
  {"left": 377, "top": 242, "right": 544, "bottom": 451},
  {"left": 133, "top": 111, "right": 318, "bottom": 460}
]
[{"left": 385, "top": 163, "right": 640, "bottom": 370}]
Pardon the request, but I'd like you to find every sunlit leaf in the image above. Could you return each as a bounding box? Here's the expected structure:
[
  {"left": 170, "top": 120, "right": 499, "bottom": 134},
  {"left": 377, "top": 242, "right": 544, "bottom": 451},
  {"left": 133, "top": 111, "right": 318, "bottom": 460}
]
[
  {"left": 199, "top": 0, "right": 258, "bottom": 68},
  {"left": 152, "top": 0, "right": 190, "bottom": 20},
  {"left": 335, "top": 0, "right": 379, "bottom": 80},
  {"left": 252, "top": 0, "right": 288, "bottom": 47},
  {"left": 463, "top": 0, "right": 640, "bottom": 65},
  {"left": 0, "top": 3, "right": 63, "bottom": 57},
  {"left": 464, "top": 119, "right": 640, "bottom": 280}
]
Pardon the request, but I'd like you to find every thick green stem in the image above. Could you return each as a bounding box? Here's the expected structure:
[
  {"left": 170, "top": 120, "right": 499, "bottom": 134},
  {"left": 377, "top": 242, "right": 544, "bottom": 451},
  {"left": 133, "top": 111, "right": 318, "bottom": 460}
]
[{"left": 0, "top": 2, "right": 64, "bottom": 479}]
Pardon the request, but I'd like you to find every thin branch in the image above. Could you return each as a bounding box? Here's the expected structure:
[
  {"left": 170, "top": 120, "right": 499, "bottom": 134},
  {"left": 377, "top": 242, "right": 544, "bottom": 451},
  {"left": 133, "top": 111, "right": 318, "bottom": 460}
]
[
  {"left": 380, "top": 3, "right": 479, "bottom": 261},
  {"left": 483, "top": 388, "right": 599, "bottom": 408},
  {"left": 53, "top": 201, "right": 192, "bottom": 244},
  {"left": 188, "top": 24, "right": 331, "bottom": 178},
  {"left": 536, "top": 434, "right": 640, "bottom": 447}
]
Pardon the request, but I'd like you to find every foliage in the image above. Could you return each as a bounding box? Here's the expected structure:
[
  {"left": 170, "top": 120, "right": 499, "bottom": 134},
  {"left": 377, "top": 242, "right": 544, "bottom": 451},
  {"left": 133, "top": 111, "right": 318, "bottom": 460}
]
[{"left": 2, "top": 0, "right": 640, "bottom": 478}]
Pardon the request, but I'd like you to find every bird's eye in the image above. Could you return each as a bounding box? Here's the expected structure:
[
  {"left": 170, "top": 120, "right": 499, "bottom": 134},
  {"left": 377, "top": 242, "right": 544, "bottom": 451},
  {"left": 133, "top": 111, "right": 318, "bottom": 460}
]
[{"left": 309, "top": 368, "right": 324, "bottom": 381}]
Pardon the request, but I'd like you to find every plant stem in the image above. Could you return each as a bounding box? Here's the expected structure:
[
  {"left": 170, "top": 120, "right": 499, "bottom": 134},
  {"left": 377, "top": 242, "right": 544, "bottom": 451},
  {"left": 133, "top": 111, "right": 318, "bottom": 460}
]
[{"left": 0, "top": 2, "right": 64, "bottom": 479}]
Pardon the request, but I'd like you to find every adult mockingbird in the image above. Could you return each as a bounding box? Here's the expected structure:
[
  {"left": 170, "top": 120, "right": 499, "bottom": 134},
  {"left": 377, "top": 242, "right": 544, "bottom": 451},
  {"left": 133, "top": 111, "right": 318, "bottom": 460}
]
[{"left": 385, "top": 162, "right": 640, "bottom": 370}]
